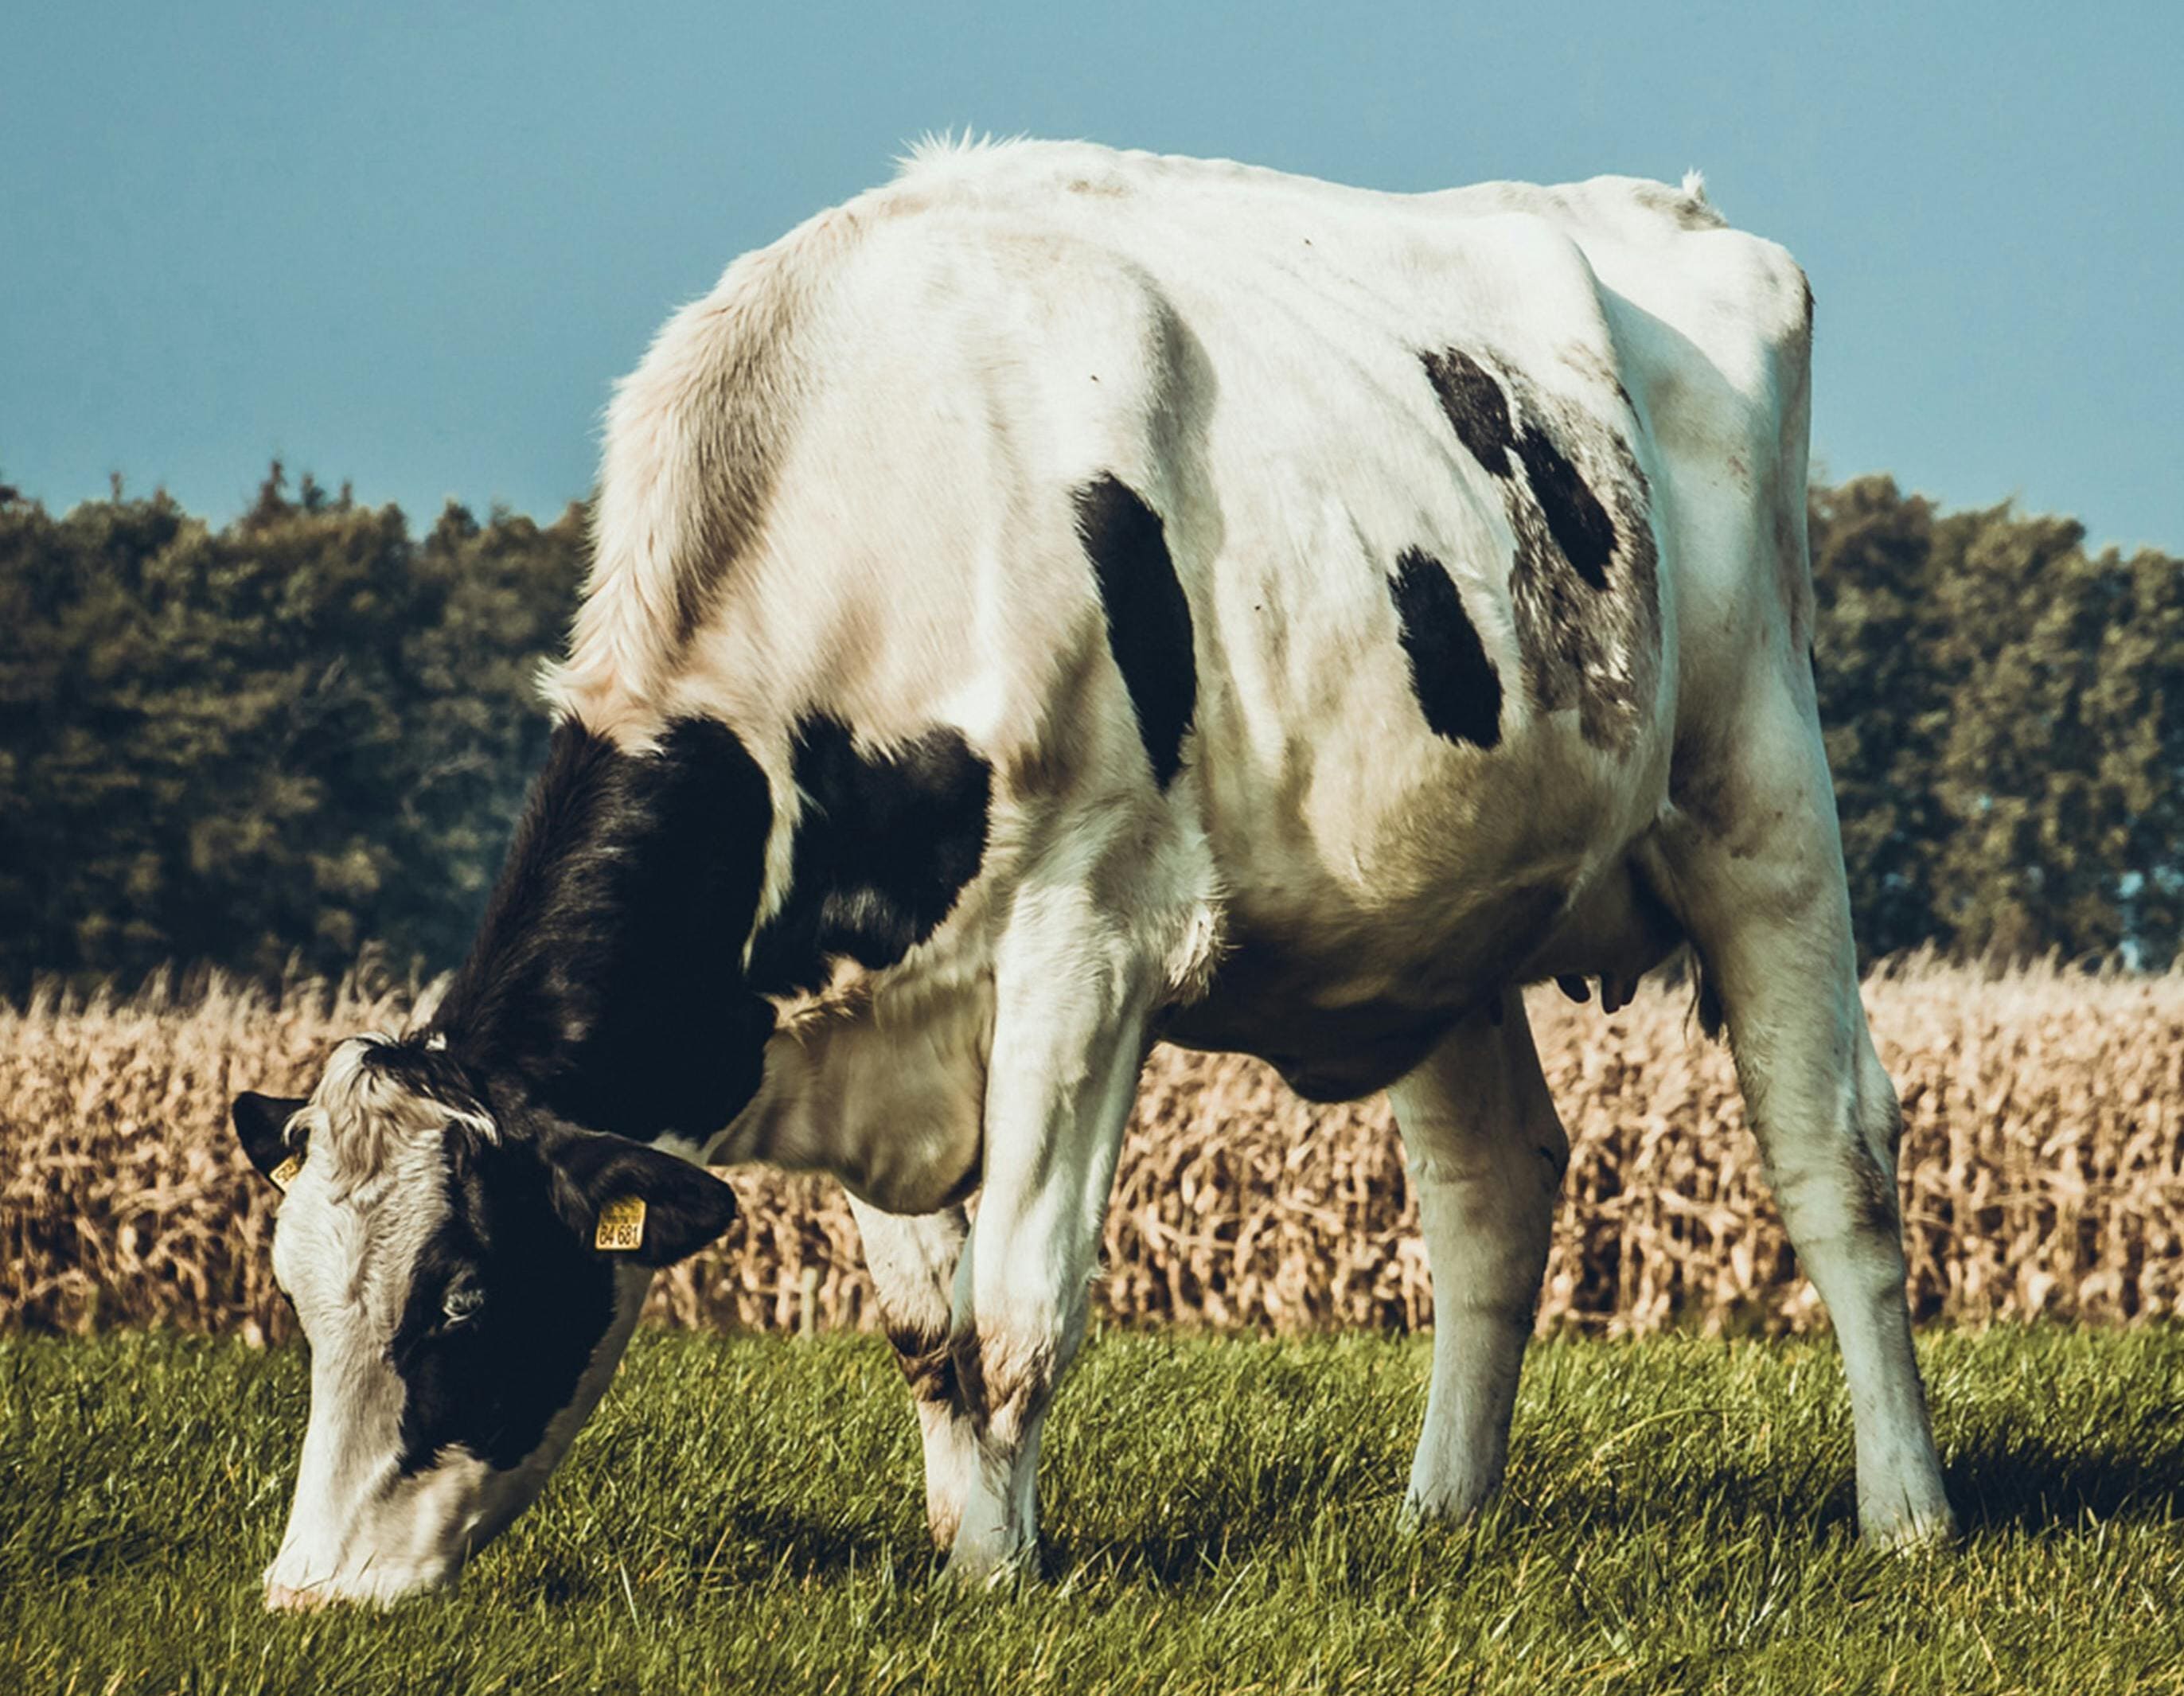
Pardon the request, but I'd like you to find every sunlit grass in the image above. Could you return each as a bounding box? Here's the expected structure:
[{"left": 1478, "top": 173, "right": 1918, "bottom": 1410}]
[{"left": 5, "top": 1327, "right": 2183, "bottom": 1692}]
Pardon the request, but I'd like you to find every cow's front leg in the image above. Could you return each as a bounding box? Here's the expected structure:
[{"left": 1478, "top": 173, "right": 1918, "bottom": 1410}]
[
  {"left": 1389, "top": 995, "right": 1566, "bottom": 1521},
  {"left": 845, "top": 1196, "right": 978, "bottom": 1552},
  {"left": 942, "top": 950, "right": 1152, "bottom": 1586}
]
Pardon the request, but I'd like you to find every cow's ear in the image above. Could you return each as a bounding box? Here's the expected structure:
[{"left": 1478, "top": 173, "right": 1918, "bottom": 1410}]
[
  {"left": 540, "top": 1123, "right": 738, "bottom": 1268},
  {"left": 232, "top": 1092, "right": 310, "bottom": 1187}
]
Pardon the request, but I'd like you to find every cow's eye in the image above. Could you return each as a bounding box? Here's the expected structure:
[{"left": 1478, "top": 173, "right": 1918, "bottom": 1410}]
[{"left": 442, "top": 1284, "right": 485, "bottom": 1328}]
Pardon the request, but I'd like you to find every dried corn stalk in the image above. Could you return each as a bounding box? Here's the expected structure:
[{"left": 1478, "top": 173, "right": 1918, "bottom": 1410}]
[{"left": 4, "top": 953, "right": 2178, "bottom": 1337}]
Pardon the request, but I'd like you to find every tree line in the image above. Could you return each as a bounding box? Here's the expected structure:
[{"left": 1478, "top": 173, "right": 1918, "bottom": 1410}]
[{"left": 0, "top": 465, "right": 2178, "bottom": 996}]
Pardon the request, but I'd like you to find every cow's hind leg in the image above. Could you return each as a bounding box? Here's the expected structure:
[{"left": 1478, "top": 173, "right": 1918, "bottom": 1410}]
[
  {"left": 845, "top": 1197, "right": 978, "bottom": 1552},
  {"left": 1653, "top": 688, "right": 1955, "bottom": 1546},
  {"left": 1390, "top": 998, "right": 1567, "bottom": 1521},
  {"left": 942, "top": 918, "right": 1154, "bottom": 1586}
]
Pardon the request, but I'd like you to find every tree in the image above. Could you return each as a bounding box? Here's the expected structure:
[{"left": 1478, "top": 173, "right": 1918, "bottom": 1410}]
[
  {"left": 1811, "top": 479, "right": 2184, "bottom": 966},
  {"left": 0, "top": 470, "right": 584, "bottom": 992},
  {"left": 1809, "top": 477, "right": 1953, "bottom": 961},
  {"left": 0, "top": 465, "right": 2176, "bottom": 992}
]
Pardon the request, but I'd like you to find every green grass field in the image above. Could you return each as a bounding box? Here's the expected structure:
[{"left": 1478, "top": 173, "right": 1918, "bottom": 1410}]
[{"left": 4, "top": 1328, "right": 2182, "bottom": 1694}]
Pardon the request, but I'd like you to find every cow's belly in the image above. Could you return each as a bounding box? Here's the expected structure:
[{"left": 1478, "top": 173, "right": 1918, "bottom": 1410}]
[
  {"left": 1166, "top": 692, "right": 1681, "bottom": 1099},
  {"left": 1166, "top": 844, "right": 1683, "bottom": 1098}
]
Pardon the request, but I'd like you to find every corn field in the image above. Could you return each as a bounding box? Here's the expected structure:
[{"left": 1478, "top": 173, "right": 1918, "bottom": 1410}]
[{"left": 3, "top": 955, "right": 2180, "bottom": 1339}]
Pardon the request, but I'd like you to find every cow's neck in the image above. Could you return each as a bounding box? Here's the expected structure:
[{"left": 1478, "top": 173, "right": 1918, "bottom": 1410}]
[{"left": 430, "top": 718, "right": 778, "bottom": 1145}]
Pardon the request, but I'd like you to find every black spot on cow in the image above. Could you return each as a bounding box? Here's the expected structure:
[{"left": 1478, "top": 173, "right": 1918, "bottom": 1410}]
[
  {"left": 357, "top": 1035, "right": 741, "bottom": 1476},
  {"left": 1071, "top": 474, "right": 1196, "bottom": 788},
  {"left": 1481, "top": 368, "right": 1660, "bottom": 751},
  {"left": 388, "top": 1123, "right": 617, "bottom": 1475},
  {"left": 746, "top": 715, "right": 993, "bottom": 996},
  {"left": 1421, "top": 349, "right": 1515, "bottom": 477},
  {"left": 1513, "top": 423, "right": 1617, "bottom": 591},
  {"left": 432, "top": 716, "right": 778, "bottom": 1145},
  {"left": 283, "top": 715, "right": 765, "bottom": 1477},
  {"left": 1388, "top": 548, "right": 1502, "bottom": 750},
  {"left": 887, "top": 1323, "right": 959, "bottom": 1406}
]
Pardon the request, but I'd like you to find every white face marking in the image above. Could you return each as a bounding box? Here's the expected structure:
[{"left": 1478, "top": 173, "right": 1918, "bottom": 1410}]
[
  {"left": 265, "top": 1086, "right": 462, "bottom": 1605},
  {"left": 260, "top": 1038, "right": 649, "bottom": 1609}
]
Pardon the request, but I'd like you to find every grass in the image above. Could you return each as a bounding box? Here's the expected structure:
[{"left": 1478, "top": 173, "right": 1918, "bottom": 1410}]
[{"left": 4, "top": 1328, "right": 2184, "bottom": 1694}]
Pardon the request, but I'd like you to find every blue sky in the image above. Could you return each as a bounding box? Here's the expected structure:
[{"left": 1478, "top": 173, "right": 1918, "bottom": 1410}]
[{"left": 6, "top": 2, "right": 2179, "bottom": 549}]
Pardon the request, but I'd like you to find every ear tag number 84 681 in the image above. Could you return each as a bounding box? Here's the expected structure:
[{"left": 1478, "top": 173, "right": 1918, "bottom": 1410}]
[{"left": 595, "top": 1195, "right": 646, "bottom": 1253}]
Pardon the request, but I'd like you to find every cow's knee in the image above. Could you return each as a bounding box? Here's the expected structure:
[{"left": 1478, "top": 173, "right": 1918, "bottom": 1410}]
[
  {"left": 889, "top": 1321, "right": 957, "bottom": 1406},
  {"left": 955, "top": 1326, "right": 1057, "bottom": 1453}
]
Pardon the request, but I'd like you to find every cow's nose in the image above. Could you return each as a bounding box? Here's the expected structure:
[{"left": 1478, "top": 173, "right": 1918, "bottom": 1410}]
[{"left": 263, "top": 1581, "right": 332, "bottom": 1613}]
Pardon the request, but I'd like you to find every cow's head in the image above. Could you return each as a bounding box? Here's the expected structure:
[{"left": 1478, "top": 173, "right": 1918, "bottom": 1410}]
[{"left": 232, "top": 1031, "right": 737, "bottom": 1609}]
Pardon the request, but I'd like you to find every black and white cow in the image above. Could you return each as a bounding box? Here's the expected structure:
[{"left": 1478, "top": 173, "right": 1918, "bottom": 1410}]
[{"left": 231, "top": 138, "right": 1954, "bottom": 1607}]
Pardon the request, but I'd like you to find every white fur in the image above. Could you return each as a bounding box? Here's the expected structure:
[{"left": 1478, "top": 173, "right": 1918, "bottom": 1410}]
[
  {"left": 1390, "top": 995, "right": 1568, "bottom": 1519},
  {"left": 846, "top": 1199, "right": 980, "bottom": 1549},
  {"left": 265, "top": 1056, "right": 461, "bottom": 1604}
]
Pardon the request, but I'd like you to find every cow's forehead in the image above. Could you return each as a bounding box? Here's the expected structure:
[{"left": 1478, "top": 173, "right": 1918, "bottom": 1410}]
[
  {"left": 296, "top": 1033, "right": 493, "bottom": 1187},
  {"left": 272, "top": 1035, "right": 487, "bottom": 1326},
  {"left": 275, "top": 1125, "right": 453, "bottom": 1324}
]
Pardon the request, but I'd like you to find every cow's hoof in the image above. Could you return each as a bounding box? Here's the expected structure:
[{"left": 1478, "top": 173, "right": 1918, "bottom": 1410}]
[
  {"left": 263, "top": 1583, "right": 333, "bottom": 1613},
  {"left": 1399, "top": 1500, "right": 1481, "bottom": 1533},
  {"left": 1398, "top": 1480, "right": 1497, "bottom": 1530},
  {"left": 938, "top": 1536, "right": 1037, "bottom": 1592},
  {"left": 1860, "top": 1503, "right": 1960, "bottom": 1553}
]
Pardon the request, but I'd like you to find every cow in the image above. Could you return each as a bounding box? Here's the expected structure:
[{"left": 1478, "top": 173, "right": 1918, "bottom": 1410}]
[{"left": 229, "top": 138, "right": 1954, "bottom": 1608}]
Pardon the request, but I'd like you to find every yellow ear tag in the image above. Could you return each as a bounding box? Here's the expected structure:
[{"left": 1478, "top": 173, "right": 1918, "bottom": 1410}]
[
  {"left": 594, "top": 1195, "right": 646, "bottom": 1253},
  {"left": 269, "top": 1153, "right": 305, "bottom": 1193}
]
